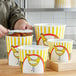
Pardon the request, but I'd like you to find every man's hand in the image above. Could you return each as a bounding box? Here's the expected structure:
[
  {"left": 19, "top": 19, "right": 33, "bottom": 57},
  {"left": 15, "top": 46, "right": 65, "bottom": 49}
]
[
  {"left": 14, "top": 19, "right": 33, "bottom": 30},
  {"left": 0, "top": 25, "right": 9, "bottom": 38}
]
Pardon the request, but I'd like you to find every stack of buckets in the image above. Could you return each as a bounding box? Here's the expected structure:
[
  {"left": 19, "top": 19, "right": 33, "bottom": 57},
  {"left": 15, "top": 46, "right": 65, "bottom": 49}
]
[
  {"left": 34, "top": 23, "right": 73, "bottom": 62},
  {"left": 6, "top": 23, "right": 73, "bottom": 74}
]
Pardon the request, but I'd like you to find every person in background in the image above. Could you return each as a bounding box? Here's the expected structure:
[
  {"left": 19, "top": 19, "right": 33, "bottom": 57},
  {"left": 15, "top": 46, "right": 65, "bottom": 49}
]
[{"left": 0, "top": 0, "right": 32, "bottom": 38}]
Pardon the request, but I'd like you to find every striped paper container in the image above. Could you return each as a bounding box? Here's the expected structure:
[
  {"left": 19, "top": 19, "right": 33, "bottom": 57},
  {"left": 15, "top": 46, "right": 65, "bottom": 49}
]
[
  {"left": 18, "top": 45, "right": 49, "bottom": 73},
  {"left": 6, "top": 35, "right": 33, "bottom": 66},
  {"left": 34, "top": 23, "right": 66, "bottom": 45},
  {"left": 48, "top": 39, "right": 73, "bottom": 62},
  {"left": 55, "top": 0, "right": 71, "bottom": 8}
]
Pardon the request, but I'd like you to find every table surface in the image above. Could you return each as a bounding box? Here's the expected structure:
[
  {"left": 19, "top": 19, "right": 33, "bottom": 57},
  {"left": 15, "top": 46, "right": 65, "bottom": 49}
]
[{"left": 0, "top": 59, "right": 76, "bottom": 76}]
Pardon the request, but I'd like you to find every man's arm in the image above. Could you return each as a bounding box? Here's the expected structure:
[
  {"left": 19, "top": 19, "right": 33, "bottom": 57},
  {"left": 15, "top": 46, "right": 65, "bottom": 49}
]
[
  {"left": 0, "top": 25, "right": 9, "bottom": 38},
  {"left": 14, "top": 19, "right": 32, "bottom": 30},
  {"left": 8, "top": 0, "right": 32, "bottom": 30}
]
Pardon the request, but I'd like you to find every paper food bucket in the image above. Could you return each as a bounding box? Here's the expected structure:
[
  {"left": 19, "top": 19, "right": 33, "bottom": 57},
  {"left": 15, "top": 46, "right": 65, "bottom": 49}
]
[
  {"left": 55, "top": 0, "right": 71, "bottom": 8},
  {"left": 6, "top": 30, "right": 33, "bottom": 66},
  {"left": 48, "top": 39, "right": 73, "bottom": 62},
  {"left": 34, "top": 23, "right": 66, "bottom": 45},
  {"left": 18, "top": 45, "right": 49, "bottom": 73}
]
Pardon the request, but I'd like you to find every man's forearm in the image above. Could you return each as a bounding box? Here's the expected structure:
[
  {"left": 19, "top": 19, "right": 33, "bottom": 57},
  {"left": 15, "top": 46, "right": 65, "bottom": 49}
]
[{"left": 14, "top": 19, "right": 32, "bottom": 30}]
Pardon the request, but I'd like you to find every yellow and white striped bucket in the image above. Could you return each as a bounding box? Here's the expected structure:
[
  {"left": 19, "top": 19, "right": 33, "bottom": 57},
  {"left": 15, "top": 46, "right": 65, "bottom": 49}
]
[
  {"left": 55, "top": 0, "right": 71, "bottom": 8},
  {"left": 6, "top": 30, "right": 33, "bottom": 66},
  {"left": 48, "top": 39, "right": 73, "bottom": 62},
  {"left": 34, "top": 23, "right": 66, "bottom": 45},
  {"left": 18, "top": 45, "right": 49, "bottom": 73}
]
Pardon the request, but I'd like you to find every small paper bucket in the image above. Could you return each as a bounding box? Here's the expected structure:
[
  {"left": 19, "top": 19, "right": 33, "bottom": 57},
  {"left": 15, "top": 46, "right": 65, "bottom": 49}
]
[
  {"left": 18, "top": 45, "right": 49, "bottom": 73},
  {"left": 48, "top": 39, "right": 73, "bottom": 62},
  {"left": 34, "top": 23, "right": 66, "bottom": 45},
  {"left": 6, "top": 30, "right": 33, "bottom": 66},
  {"left": 55, "top": 0, "right": 71, "bottom": 8}
]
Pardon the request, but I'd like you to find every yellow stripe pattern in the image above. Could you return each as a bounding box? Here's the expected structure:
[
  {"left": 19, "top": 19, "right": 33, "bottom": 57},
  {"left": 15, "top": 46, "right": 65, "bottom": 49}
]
[
  {"left": 19, "top": 49, "right": 48, "bottom": 63},
  {"left": 11, "top": 37, "right": 13, "bottom": 46},
  {"left": 6, "top": 37, "right": 9, "bottom": 53},
  {"left": 19, "top": 49, "right": 22, "bottom": 62},
  {"left": 6, "top": 36, "right": 33, "bottom": 54},
  {"left": 18, "top": 37, "right": 20, "bottom": 46},
  {"left": 44, "top": 26, "right": 46, "bottom": 34},
  {"left": 8, "top": 37, "right": 10, "bottom": 53},
  {"left": 37, "top": 26, "right": 40, "bottom": 40},
  {"left": 40, "top": 26, "right": 42, "bottom": 33},
  {"left": 52, "top": 26, "right": 54, "bottom": 34},
  {"left": 48, "top": 41, "right": 73, "bottom": 60},
  {"left": 48, "top": 26, "right": 50, "bottom": 34},
  {"left": 25, "top": 37, "right": 27, "bottom": 45},
  {"left": 61, "top": 26, "right": 65, "bottom": 39},
  {"left": 14, "top": 37, "right": 16, "bottom": 46},
  {"left": 34, "top": 25, "right": 65, "bottom": 44},
  {"left": 22, "top": 37, "right": 24, "bottom": 45},
  {"left": 35, "top": 26, "right": 38, "bottom": 41}
]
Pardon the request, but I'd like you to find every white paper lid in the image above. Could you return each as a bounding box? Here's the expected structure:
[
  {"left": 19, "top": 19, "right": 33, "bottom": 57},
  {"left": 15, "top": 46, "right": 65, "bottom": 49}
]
[{"left": 8, "top": 30, "right": 33, "bottom": 34}]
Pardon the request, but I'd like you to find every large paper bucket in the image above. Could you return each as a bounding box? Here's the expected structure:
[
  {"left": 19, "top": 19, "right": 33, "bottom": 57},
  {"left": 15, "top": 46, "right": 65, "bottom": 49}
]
[
  {"left": 48, "top": 39, "right": 73, "bottom": 62},
  {"left": 55, "top": 0, "right": 71, "bottom": 8},
  {"left": 34, "top": 23, "right": 66, "bottom": 45},
  {"left": 6, "top": 30, "right": 33, "bottom": 66},
  {"left": 18, "top": 45, "right": 49, "bottom": 73}
]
